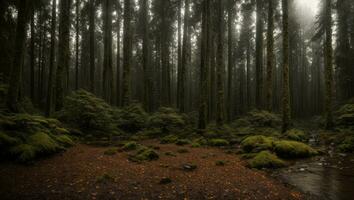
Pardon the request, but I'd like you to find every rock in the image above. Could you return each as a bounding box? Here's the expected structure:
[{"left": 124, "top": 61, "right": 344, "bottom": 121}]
[
  {"left": 159, "top": 177, "right": 172, "bottom": 184},
  {"left": 182, "top": 164, "right": 197, "bottom": 171}
]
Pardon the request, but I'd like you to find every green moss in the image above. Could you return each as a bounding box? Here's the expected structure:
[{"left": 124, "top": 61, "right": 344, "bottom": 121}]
[
  {"left": 55, "top": 135, "right": 74, "bottom": 147},
  {"left": 249, "top": 151, "right": 286, "bottom": 169},
  {"left": 0, "top": 132, "right": 20, "bottom": 146},
  {"left": 130, "top": 148, "right": 159, "bottom": 161},
  {"left": 273, "top": 141, "right": 317, "bottom": 158},
  {"left": 246, "top": 110, "right": 281, "bottom": 128},
  {"left": 241, "top": 135, "right": 275, "bottom": 153},
  {"left": 285, "top": 129, "right": 307, "bottom": 141},
  {"left": 338, "top": 136, "right": 354, "bottom": 153},
  {"left": 104, "top": 147, "right": 119, "bottom": 155},
  {"left": 208, "top": 139, "right": 229, "bottom": 147},
  {"left": 160, "top": 135, "right": 178, "bottom": 144},
  {"left": 28, "top": 132, "right": 60, "bottom": 153},
  {"left": 191, "top": 142, "right": 201, "bottom": 148},
  {"left": 175, "top": 139, "right": 191, "bottom": 146},
  {"left": 10, "top": 144, "right": 37, "bottom": 162},
  {"left": 122, "top": 141, "right": 138, "bottom": 151}
]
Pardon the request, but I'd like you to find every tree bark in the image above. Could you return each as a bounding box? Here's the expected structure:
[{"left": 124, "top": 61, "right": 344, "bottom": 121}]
[
  {"left": 216, "top": 0, "right": 225, "bottom": 127},
  {"left": 266, "top": 0, "right": 274, "bottom": 111},
  {"left": 122, "top": 0, "right": 132, "bottom": 106}
]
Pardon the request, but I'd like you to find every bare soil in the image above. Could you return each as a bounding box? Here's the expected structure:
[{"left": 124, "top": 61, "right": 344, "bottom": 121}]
[{"left": 0, "top": 140, "right": 305, "bottom": 200}]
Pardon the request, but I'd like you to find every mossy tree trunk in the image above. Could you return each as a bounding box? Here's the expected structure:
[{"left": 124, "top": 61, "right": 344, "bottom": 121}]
[
  {"left": 281, "top": 0, "right": 291, "bottom": 132},
  {"left": 216, "top": 0, "right": 225, "bottom": 127},
  {"left": 7, "top": 0, "right": 30, "bottom": 112},
  {"left": 46, "top": 0, "right": 57, "bottom": 116},
  {"left": 122, "top": 0, "right": 132, "bottom": 107},
  {"left": 266, "top": 0, "right": 274, "bottom": 111},
  {"left": 56, "top": 0, "right": 71, "bottom": 111},
  {"left": 324, "top": 0, "right": 334, "bottom": 129}
]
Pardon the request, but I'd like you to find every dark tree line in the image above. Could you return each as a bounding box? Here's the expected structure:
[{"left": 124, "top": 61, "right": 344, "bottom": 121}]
[{"left": 1, "top": 0, "right": 354, "bottom": 131}]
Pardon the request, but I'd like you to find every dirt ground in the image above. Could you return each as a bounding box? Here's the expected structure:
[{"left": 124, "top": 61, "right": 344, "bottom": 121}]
[{"left": 0, "top": 140, "right": 305, "bottom": 200}]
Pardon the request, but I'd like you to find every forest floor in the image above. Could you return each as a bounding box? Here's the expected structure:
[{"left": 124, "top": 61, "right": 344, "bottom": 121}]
[{"left": 0, "top": 140, "right": 311, "bottom": 200}]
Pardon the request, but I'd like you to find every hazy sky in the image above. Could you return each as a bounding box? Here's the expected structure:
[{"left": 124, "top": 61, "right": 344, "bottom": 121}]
[{"left": 296, "top": 0, "right": 320, "bottom": 17}]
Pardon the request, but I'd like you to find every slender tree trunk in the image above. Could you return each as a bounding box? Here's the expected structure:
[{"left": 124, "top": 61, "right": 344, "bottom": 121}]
[
  {"left": 116, "top": 0, "right": 121, "bottom": 106},
  {"left": 89, "top": 0, "right": 95, "bottom": 93},
  {"left": 255, "top": 0, "right": 264, "bottom": 109},
  {"left": 227, "top": 0, "right": 234, "bottom": 122},
  {"left": 30, "top": 9, "right": 35, "bottom": 102},
  {"left": 281, "top": 0, "right": 291, "bottom": 132},
  {"left": 177, "top": 0, "right": 182, "bottom": 110},
  {"left": 7, "top": 0, "right": 29, "bottom": 112},
  {"left": 180, "top": 0, "right": 190, "bottom": 113},
  {"left": 46, "top": 0, "right": 57, "bottom": 116},
  {"left": 142, "top": 0, "right": 150, "bottom": 111},
  {"left": 325, "top": 0, "right": 334, "bottom": 129},
  {"left": 56, "top": 0, "right": 71, "bottom": 111},
  {"left": 122, "top": 0, "right": 132, "bottom": 106},
  {"left": 266, "top": 0, "right": 274, "bottom": 111},
  {"left": 216, "top": 0, "right": 225, "bottom": 127},
  {"left": 75, "top": 0, "right": 80, "bottom": 90}
]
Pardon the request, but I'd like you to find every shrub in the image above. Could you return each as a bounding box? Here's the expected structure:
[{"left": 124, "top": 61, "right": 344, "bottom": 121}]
[
  {"left": 148, "top": 107, "right": 185, "bottom": 134},
  {"left": 130, "top": 148, "right": 159, "bottom": 162},
  {"left": 273, "top": 141, "right": 317, "bottom": 158},
  {"left": 9, "top": 144, "right": 37, "bottom": 163},
  {"left": 104, "top": 147, "right": 119, "bottom": 155},
  {"left": 115, "top": 104, "right": 147, "bottom": 133},
  {"left": 160, "top": 135, "right": 178, "bottom": 144},
  {"left": 54, "top": 135, "right": 74, "bottom": 147},
  {"left": 249, "top": 151, "right": 286, "bottom": 169},
  {"left": 241, "top": 135, "right": 275, "bottom": 153},
  {"left": 0, "top": 131, "right": 20, "bottom": 146},
  {"left": 238, "top": 110, "right": 281, "bottom": 128},
  {"left": 122, "top": 141, "right": 138, "bottom": 151},
  {"left": 208, "top": 139, "right": 229, "bottom": 147},
  {"left": 28, "top": 132, "right": 60, "bottom": 153},
  {"left": 175, "top": 139, "right": 191, "bottom": 146},
  {"left": 285, "top": 129, "right": 307, "bottom": 142},
  {"left": 338, "top": 136, "right": 354, "bottom": 153},
  {"left": 336, "top": 103, "right": 354, "bottom": 127}
]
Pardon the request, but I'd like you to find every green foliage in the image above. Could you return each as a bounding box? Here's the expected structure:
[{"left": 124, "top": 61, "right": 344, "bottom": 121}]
[
  {"left": 285, "top": 129, "right": 307, "bottom": 142},
  {"left": 148, "top": 107, "right": 185, "bottom": 134},
  {"left": 9, "top": 144, "right": 37, "bottom": 163},
  {"left": 241, "top": 135, "right": 275, "bottom": 153},
  {"left": 208, "top": 139, "right": 229, "bottom": 147},
  {"left": 160, "top": 135, "right": 178, "bottom": 144},
  {"left": 104, "top": 147, "right": 119, "bottom": 155},
  {"left": 273, "top": 141, "right": 317, "bottom": 158},
  {"left": 28, "top": 132, "right": 60, "bottom": 153},
  {"left": 338, "top": 136, "right": 354, "bottom": 153},
  {"left": 122, "top": 141, "right": 138, "bottom": 151},
  {"left": 56, "top": 90, "right": 116, "bottom": 134},
  {"left": 115, "top": 104, "right": 147, "bottom": 133},
  {"left": 249, "top": 151, "right": 286, "bottom": 169},
  {"left": 191, "top": 142, "right": 201, "bottom": 148},
  {"left": 19, "top": 97, "right": 39, "bottom": 115}
]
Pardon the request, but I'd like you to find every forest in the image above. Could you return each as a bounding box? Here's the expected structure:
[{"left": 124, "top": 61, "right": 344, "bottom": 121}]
[{"left": 0, "top": 0, "right": 354, "bottom": 199}]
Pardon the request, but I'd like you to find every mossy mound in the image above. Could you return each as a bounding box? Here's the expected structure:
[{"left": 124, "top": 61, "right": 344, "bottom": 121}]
[
  {"left": 285, "top": 129, "right": 307, "bottom": 142},
  {"left": 208, "top": 139, "right": 229, "bottom": 147},
  {"left": 147, "top": 107, "right": 185, "bottom": 134},
  {"left": 338, "top": 136, "right": 354, "bottom": 153},
  {"left": 249, "top": 151, "right": 286, "bottom": 169},
  {"left": 239, "top": 110, "right": 281, "bottom": 128},
  {"left": 273, "top": 140, "right": 317, "bottom": 158},
  {"left": 129, "top": 147, "right": 159, "bottom": 162},
  {"left": 204, "top": 124, "right": 236, "bottom": 139},
  {"left": 115, "top": 104, "right": 147, "bottom": 133},
  {"left": 160, "top": 135, "right": 179, "bottom": 144},
  {"left": 104, "top": 147, "right": 119, "bottom": 155},
  {"left": 56, "top": 90, "right": 117, "bottom": 136},
  {"left": 122, "top": 141, "right": 138, "bottom": 151},
  {"left": 241, "top": 135, "right": 275, "bottom": 153},
  {"left": 0, "top": 113, "right": 74, "bottom": 162}
]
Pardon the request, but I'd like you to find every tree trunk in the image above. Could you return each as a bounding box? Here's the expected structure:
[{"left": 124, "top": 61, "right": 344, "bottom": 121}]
[
  {"left": 255, "top": 0, "right": 264, "bottom": 109},
  {"left": 216, "top": 0, "right": 225, "bottom": 127},
  {"left": 227, "top": 0, "right": 235, "bottom": 122},
  {"left": 30, "top": 9, "right": 35, "bottom": 102},
  {"left": 89, "top": 0, "right": 95, "bottom": 93},
  {"left": 141, "top": 0, "right": 150, "bottom": 111},
  {"left": 122, "top": 0, "right": 132, "bottom": 106},
  {"left": 116, "top": 0, "right": 121, "bottom": 106},
  {"left": 75, "top": 0, "right": 80, "bottom": 90},
  {"left": 266, "top": 0, "right": 274, "bottom": 111}
]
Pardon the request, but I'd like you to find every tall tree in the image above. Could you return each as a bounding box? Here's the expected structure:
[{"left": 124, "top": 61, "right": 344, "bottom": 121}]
[
  {"left": 227, "top": 0, "right": 235, "bottom": 121},
  {"left": 266, "top": 0, "right": 274, "bottom": 111},
  {"left": 102, "top": 0, "right": 114, "bottom": 103},
  {"left": 89, "top": 0, "right": 95, "bottom": 93},
  {"left": 177, "top": 0, "right": 182, "bottom": 110},
  {"left": 198, "top": 0, "right": 210, "bottom": 131},
  {"left": 30, "top": 9, "right": 35, "bottom": 102},
  {"left": 6, "top": 0, "right": 30, "bottom": 112},
  {"left": 55, "top": 0, "right": 71, "bottom": 111},
  {"left": 216, "top": 0, "right": 225, "bottom": 127},
  {"left": 141, "top": 0, "right": 151, "bottom": 111},
  {"left": 281, "top": 0, "right": 291, "bottom": 132},
  {"left": 46, "top": 0, "right": 57, "bottom": 116},
  {"left": 116, "top": 0, "right": 121, "bottom": 106},
  {"left": 255, "top": 0, "right": 264, "bottom": 109},
  {"left": 75, "top": 0, "right": 80, "bottom": 90},
  {"left": 122, "top": 0, "right": 132, "bottom": 106},
  {"left": 324, "top": 0, "right": 334, "bottom": 129}
]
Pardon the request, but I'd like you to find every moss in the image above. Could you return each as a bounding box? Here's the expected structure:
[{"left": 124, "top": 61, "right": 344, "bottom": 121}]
[
  {"left": 208, "top": 139, "right": 229, "bottom": 147},
  {"left": 10, "top": 144, "right": 37, "bottom": 162},
  {"left": 241, "top": 135, "right": 275, "bottom": 153},
  {"left": 336, "top": 103, "right": 354, "bottom": 127},
  {"left": 130, "top": 148, "right": 159, "bottom": 161},
  {"left": 148, "top": 107, "right": 185, "bottom": 134},
  {"left": 285, "top": 129, "right": 307, "bottom": 141},
  {"left": 104, "top": 147, "right": 119, "bottom": 155},
  {"left": 191, "top": 142, "right": 201, "bottom": 148},
  {"left": 0, "top": 131, "right": 20, "bottom": 146},
  {"left": 249, "top": 151, "right": 286, "bottom": 169},
  {"left": 177, "top": 148, "right": 189, "bottom": 153},
  {"left": 122, "top": 141, "right": 138, "bottom": 151},
  {"left": 246, "top": 110, "right": 281, "bottom": 128},
  {"left": 175, "top": 139, "right": 191, "bottom": 146},
  {"left": 160, "top": 135, "right": 178, "bottom": 144},
  {"left": 55, "top": 135, "right": 74, "bottom": 147},
  {"left": 273, "top": 140, "right": 317, "bottom": 158},
  {"left": 28, "top": 132, "right": 60, "bottom": 153},
  {"left": 338, "top": 136, "right": 354, "bottom": 153}
]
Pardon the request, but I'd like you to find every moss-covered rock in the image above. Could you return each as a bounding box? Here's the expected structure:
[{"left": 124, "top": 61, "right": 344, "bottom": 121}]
[
  {"left": 243, "top": 110, "right": 281, "bottom": 128},
  {"left": 285, "top": 129, "right": 307, "bottom": 142},
  {"left": 241, "top": 135, "right": 275, "bottom": 153},
  {"left": 249, "top": 151, "right": 286, "bottom": 169},
  {"left": 273, "top": 140, "right": 317, "bottom": 158},
  {"left": 338, "top": 136, "right": 354, "bottom": 153},
  {"left": 104, "top": 147, "right": 119, "bottom": 155},
  {"left": 129, "top": 148, "right": 159, "bottom": 162},
  {"left": 28, "top": 132, "right": 60, "bottom": 153},
  {"left": 122, "top": 141, "right": 138, "bottom": 151},
  {"left": 148, "top": 107, "right": 185, "bottom": 134},
  {"left": 208, "top": 139, "right": 229, "bottom": 147}
]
